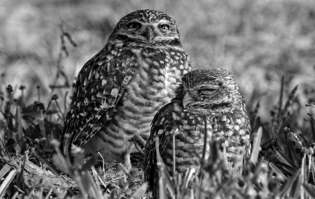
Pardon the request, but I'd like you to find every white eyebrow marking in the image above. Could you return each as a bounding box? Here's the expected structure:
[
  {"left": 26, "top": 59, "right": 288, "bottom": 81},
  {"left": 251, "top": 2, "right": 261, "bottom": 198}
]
[{"left": 159, "top": 19, "right": 171, "bottom": 24}]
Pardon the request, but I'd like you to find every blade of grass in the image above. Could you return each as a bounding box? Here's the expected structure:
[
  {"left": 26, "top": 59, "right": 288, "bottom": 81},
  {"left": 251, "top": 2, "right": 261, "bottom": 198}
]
[
  {"left": 155, "top": 137, "right": 175, "bottom": 199},
  {"left": 277, "top": 76, "right": 284, "bottom": 120},
  {"left": 300, "top": 153, "right": 306, "bottom": 199},
  {"left": 309, "top": 113, "right": 315, "bottom": 141},
  {"left": 0, "top": 168, "right": 17, "bottom": 198},
  {"left": 155, "top": 137, "right": 167, "bottom": 199},
  {"left": 130, "top": 182, "right": 148, "bottom": 199},
  {"left": 282, "top": 85, "right": 298, "bottom": 116},
  {"left": 250, "top": 127, "right": 262, "bottom": 164},
  {"left": 172, "top": 129, "right": 177, "bottom": 181},
  {"left": 201, "top": 116, "right": 208, "bottom": 166},
  {"left": 44, "top": 188, "right": 53, "bottom": 199},
  {"left": 279, "top": 168, "right": 300, "bottom": 198},
  {"left": 0, "top": 164, "right": 11, "bottom": 179},
  {"left": 303, "top": 182, "right": 315, "bottom": 198}
]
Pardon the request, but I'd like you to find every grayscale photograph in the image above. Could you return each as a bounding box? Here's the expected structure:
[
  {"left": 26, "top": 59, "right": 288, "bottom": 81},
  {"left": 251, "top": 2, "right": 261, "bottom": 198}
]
[{"left": 0, "top": 0, "right": 315, "bottom": 198}]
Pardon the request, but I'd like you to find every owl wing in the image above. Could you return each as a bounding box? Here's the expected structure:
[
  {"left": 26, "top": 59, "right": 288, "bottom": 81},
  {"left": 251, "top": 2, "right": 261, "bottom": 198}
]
[
  {"left": 144, "top": 99, "right": 183, "bottom": 191},
  {"left": 63, "top": 46, "right": 139, "bottom": 152}
]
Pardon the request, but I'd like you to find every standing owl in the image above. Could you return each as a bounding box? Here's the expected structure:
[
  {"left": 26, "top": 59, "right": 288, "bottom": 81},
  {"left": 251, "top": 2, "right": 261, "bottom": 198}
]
[
  {"left": 144, "top": 69, "right": 251, "bottom": 198},
  {"left": 62, "top": 9, "right": 191, "bottom": 169}
]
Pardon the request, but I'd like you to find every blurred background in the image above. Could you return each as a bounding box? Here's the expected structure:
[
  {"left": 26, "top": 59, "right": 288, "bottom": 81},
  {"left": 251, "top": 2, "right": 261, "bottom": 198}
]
[{"left": 0, "top": 0, "right": 314, "bottom": 120}]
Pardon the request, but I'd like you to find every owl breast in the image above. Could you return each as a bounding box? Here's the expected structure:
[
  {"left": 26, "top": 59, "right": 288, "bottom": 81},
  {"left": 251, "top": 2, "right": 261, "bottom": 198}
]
[
  {"left": 115, "top": 68, "right": 173, "bottom": 140},
  {"left": 162, "top": 111, "right": 213, "bottom": 173},
  {"left": 93, "top": 46, "right": 188, "bottom": 158},
  {"left": 162, "top": 109, "right": 250, "bottom": 174}
]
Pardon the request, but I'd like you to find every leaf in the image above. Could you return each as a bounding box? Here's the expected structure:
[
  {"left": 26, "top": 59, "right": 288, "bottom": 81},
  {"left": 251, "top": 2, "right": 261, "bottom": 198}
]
[
  {"left": 0, "top": 167, "right": 17, "bottom": 198},
  {"left": 303, "top": 182, "right": 315, "bottom": 198},
  {"left": 250, "top": 127, "right": 262, "bottom": 164},
  {"left": 130, "top": 182, "right": 148, "bottom": 199},
  {"left": 0, "top": 164, "right": 11, "bottom": 179},
  {"left": 154, "top": 137, "right": 175, "bottom": 199},
  {"left": 279, "top": 169, "right": 301, "bottom": 198}
]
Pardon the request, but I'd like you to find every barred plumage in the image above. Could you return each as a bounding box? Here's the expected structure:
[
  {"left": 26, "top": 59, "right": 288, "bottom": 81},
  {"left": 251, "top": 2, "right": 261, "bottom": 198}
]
[
  {"left": 63, "top": 9, "right": 191, "bottom": 169},
  {"left": 144, "top": 69, "right": 251, "bottom": 198}
]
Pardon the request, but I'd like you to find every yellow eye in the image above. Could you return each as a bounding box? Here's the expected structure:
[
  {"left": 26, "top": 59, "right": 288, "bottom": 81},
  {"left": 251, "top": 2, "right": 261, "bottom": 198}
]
[
  {"left": 158, "top": 23, "right": 170, "bottom": 31},
  {"left": 126, "top": 21, "right": 142, "bottom": 30}
]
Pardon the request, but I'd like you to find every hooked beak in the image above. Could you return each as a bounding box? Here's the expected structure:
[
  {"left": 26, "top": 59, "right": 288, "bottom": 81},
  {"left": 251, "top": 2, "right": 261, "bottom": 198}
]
[{"left": 141, "top": 25, "right": 156, "bottom": 42}]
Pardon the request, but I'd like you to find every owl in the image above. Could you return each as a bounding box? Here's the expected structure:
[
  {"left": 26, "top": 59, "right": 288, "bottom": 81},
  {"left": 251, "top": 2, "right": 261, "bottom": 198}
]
[
  {"left": 62, "top": 9, "right": 191, "bottom": 170},
  {"left": 144, "top": 69, "right": 251, "bottom": 198}
]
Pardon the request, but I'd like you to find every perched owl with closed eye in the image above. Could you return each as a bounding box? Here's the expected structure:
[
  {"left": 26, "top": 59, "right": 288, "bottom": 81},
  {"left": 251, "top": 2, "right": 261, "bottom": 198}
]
[
  {"left": 144, "top": 69, "right": 251, "bottom": 198},
  {"left": 62, "top": 9, "right": 191, "bottom": 170}
]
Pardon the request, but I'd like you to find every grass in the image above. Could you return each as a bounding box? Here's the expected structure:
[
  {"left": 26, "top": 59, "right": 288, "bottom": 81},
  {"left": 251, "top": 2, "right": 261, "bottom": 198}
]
[
  {"left": 0, "top": 0, "right": 315, "bottom": 198},
  {"left": 0, "top": 65, "right": 314, "bottom": 198}
]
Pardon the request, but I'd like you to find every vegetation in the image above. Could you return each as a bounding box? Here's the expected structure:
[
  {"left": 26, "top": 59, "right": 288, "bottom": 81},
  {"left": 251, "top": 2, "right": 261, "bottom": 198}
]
[{"left": 0, "top": 0, "right": 315, "bottom": 198}]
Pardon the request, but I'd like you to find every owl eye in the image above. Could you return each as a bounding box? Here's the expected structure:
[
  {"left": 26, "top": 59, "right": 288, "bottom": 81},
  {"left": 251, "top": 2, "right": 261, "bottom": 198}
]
[
  {"left": 158, "top": 23, "right": 170, "bottom": 31},
  {"left": 198, "top": 87, "right": 217, "bottom": 95},
  {"left": 126, "top": 21, "right": 142, "bottom": 30},
  {"left": 200, "top": 88, "right": 216, "bottom": 92}
]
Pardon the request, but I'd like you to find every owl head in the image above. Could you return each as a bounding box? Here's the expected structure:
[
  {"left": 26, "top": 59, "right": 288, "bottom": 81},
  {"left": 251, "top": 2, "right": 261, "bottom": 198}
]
[
  {"left": 109, "top": 9, "right": 181, "bottom": 47},
  {"left": 180, "top": 69, "right": 243, "bottom": 113}
]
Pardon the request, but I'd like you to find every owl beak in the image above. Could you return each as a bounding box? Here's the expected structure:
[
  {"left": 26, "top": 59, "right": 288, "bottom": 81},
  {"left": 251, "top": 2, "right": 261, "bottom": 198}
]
[{"left": 141, "top": 26, "right": 156, "bottom": 42}]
